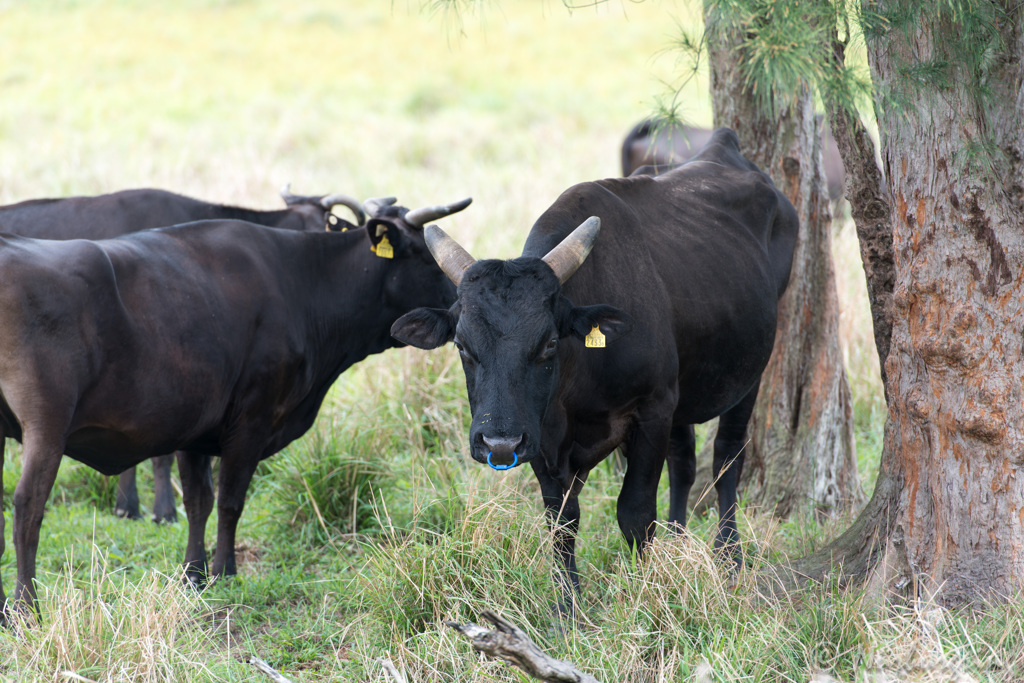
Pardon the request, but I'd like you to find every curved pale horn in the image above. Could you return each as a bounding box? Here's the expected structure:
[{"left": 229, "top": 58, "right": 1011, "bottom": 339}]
[
  {"left": 541, "top": 216, "right": 602, "bottom": 284},
  {"left": 363, "top": 196, "right": 398, "bottom": 218},
  {"left": 404, "top": 197, "right": 473, "bottom": 228},
  {"left": 280, "top": 183, "right": 304, "bottom": 205},
  {"left": 319, "top": 193, "right": 366, "bottom": 226},
  {"left": 424, "top": 224, "right": 477, "bottom": 287}
]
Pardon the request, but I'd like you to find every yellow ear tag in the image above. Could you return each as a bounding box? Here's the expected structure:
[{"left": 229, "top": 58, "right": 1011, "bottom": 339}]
[
  {"left": 585, "top": 325, "right": 606, "bottom": 348},
  {"left": 375, "top": 235, "right": 394, "bottom": 259}
]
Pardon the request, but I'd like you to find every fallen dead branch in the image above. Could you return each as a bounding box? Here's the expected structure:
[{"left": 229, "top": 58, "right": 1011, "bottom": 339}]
[
  {"left": 445, "top": 610, "right": 602, "bottom": 683},
  {"left": 249, "top": 656, "right": 295, "bottom": 683},
  {"left": 380, "top": 657, "right": 409, "bottom": 683}
]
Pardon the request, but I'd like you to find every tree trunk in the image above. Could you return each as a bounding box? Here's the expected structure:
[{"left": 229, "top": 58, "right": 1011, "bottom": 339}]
[
  {"left": 782, "top": 2, "right": 1024, "bottom": 607},
  {"left": 826, "top": 37, "right": 895, "bottom": 396},
  {"left": 694, "top": 4, "right": 861, "bottom": 520}
]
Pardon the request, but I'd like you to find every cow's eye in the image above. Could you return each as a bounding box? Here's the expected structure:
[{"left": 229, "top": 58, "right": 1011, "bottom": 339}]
[
  {"left": 539, "top": 338, "right": 558, "bottom": 361},
  {"left": 455, "top": 340, "right": 475, "bottom": 364}
]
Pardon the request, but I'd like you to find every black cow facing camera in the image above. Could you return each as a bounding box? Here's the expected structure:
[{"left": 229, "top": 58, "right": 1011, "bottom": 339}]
[{"left": 393, "top": 128, "right": 798, "bottom": 611}]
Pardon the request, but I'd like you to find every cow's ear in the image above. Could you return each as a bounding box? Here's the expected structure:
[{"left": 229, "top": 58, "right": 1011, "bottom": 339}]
[
  {"left": 567, "top": 304, "right": 633, "bottom": 345},
  {"left": 391, "top": 307, "right": 456, "bottom": 349},
  {"left": 367, "top": 219, "right": 404, "bottom": 258},
  {"left": 325, "top": 212, "right": 359, "bottom": 233}
]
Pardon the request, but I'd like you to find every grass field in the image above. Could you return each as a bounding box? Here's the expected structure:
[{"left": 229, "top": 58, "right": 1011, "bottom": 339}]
[{"left": 1, "top": 1, "right": 1019, "bottom": 681}]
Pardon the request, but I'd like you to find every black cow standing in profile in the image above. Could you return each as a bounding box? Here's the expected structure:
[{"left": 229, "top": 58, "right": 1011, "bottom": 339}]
[
  {"left": 622, "top": 117, "right": 845, "bottom": 204},
  {"left": 0, "top": 195, "right": 470, "bottom": 620},
  {"left": 393, "top": 129, "right": 798, "bottom": 607},
  {"left": 0, "top": 184, "right": 365, "bottom": 523}
]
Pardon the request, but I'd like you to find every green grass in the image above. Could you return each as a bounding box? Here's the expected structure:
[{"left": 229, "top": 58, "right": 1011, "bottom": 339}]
[{"left": 1, "top": 1, "right": 1012, "bottom": 681}]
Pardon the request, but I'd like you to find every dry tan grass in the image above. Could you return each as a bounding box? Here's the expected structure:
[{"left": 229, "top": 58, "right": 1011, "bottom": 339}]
[{"left": 2, "top": 554, "right": 225, "bottom": 683}]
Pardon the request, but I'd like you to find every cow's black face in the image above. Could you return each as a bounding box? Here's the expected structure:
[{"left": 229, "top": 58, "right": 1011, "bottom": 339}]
[
  {"left": 392, "top": 256, "right": 631, "bottom": 469},
  {"left": 454, "top": 258, "right": 563, "bottom": 468}
]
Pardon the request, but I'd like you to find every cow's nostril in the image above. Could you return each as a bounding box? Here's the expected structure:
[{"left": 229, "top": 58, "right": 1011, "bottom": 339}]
[{"left": 482, "top": 434, "right": 524, "bottom": 468}]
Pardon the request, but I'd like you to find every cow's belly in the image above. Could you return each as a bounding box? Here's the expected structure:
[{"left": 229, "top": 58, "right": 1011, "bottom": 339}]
[
  {"left": 64, "top": 425, "right": 222, "bottom": 475},
  {"left": 673, "top": 295, "right": 778, "bottom": 423}
]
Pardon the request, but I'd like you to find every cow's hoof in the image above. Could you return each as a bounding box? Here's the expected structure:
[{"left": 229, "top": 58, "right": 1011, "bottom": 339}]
[
  {"left": 546, "top": 599, "right": 580, "bottom": 636},
  {"left": 713, "top": 547, "right": 743, "bottom": 574},
  {"left": 114, "top": 506, "right": 143, "bottom": 521},
  {"left": 151, "top": 511, "right": 178, "bottom": 524},
  {"left": 181, "top": 565, "right": 208, "bottom": 591}
]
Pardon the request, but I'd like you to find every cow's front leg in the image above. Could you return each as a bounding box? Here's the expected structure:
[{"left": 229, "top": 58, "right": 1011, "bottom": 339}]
[
  {"left": 210, "top": 449, "right": 261, "bottom": 579},
  {"left": 177, "top": 451, "right": 213, "bottom": 587},
  {"left": 531, "top": 457, "right": 581, "bottom": 615},
  {"left": 713, "top": 380, "right": 759, "bottom": 569},
  {"left": 150, "top": 453, "right": 178, "bottom": 524},
  {"left": 0, "top": 427, "right": 7, "bottom": 624},
  {"left": 617, "top": 413, "right": 672, "bottom": 559},
  {"left": 12, "top": 427, "right": 65, "bottom": 618},
  {"left": 115, "top": 467, "right": 142, "bottom": 520}
]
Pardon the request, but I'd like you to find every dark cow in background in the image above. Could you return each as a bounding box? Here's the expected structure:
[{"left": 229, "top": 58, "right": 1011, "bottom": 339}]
[
  {"left": 622, "top": 117, "right": 845, "bottom": 203},
  {"left": 393, "top": 128, "right": 798, "bottom": 608},
  {"left": 0, "top": 194, "right": 470, "bottom": 620},
  {"left": 0, "top": 184, "right": 365, "bottom": 523}
]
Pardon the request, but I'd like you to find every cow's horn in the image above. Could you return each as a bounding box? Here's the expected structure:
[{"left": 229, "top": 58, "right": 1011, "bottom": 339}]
[
  {"left": 280, "top": 183, "right": 302, "bottom": 205},
  {"left": 424, "top": 224, "right": 476, "bottom": 287},
  {"left": 364, "top": 196, "right": 398, "bottom": 218},
  {"left": 319, "top": 193, "right": 366, "bottom": 226},
  {"left": 541, "top": 216, "right": 602, "bottom": 284},
  {"left": 404, "top": 197, "right": 473, "bottom": 228}
]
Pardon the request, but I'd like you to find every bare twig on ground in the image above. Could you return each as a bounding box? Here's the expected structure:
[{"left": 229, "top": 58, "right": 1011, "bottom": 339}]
[
  {"left": 60, "top": 673, "right": 100, "bottom": 683},
  {"left": 250, "top": 656, "right": 296, "bottom": 683},
  {"left": 381, "top": 657, "right": 409, "bottom": 683},
  {"left": 446, "top": 610, "right": 602, "bottom": 683}
]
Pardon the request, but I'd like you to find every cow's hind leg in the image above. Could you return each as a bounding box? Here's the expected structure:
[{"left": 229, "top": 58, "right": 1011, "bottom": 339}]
[
  {"left": 666, "top": 420, "right": 696, "bottom": 532},
  {"left": 12, "top": 426, "right": 65, "bottom": 616},
  {"left": 713, "top": 380, "right": 759, "bottom": 568},
  {"left": 210, "top": 437, "right": 265, "bottom": 579},
  {"left": 177, "top": 451, "right": 213, "bottom": 587},
  {"left": 150, "top": 454, "right": 177, "bottom": 524},
  {"left": 115, "top": 467, "right": 142, "bottom": 520}
]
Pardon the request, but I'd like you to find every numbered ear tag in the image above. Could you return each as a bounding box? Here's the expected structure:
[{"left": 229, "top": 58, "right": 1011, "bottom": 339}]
[
  {"left": 585, "top": 325, "right": 606, "bottom": 348},
  {"left": 375, "top": 235, "right": 394, "bottom": 259}
]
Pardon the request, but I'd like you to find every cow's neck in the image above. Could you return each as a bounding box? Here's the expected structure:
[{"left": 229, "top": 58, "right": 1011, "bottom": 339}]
[{"left": 306, "top": 230, "right": 408, "bottom": 375}]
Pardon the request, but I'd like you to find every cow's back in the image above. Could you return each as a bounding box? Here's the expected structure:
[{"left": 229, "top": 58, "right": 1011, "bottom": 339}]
[
  {"left": 528, "top": 128, "right": 798, "bottom": 422},
  {"left": 0, "top": 189, "right": 241, "bottom": 240}
]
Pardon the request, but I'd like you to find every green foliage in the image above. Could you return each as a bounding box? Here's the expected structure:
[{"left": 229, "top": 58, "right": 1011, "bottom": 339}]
[
  {"left": 355, "top": 488, "right": 555, "bottom": 638},
  {"left": 700, "top": 0, "right": 874, "bottom": 119},
  {"left": 258, "top": 419, "right": 393, "bottom": 544}
]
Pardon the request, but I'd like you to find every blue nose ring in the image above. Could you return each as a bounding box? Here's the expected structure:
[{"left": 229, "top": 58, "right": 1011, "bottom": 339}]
[{"left": 487, "top": 451, "right": 519, "bottom": 470}]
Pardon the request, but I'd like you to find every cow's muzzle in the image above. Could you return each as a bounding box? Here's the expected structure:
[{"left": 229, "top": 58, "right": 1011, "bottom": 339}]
[{"left": 482, "top": 434, "right": 524, "bottom": 470}]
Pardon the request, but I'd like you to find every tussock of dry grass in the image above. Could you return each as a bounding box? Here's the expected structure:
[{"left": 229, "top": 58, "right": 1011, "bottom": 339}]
[{"left": 1, "top": 552, "right": 225, "bottom": 683}]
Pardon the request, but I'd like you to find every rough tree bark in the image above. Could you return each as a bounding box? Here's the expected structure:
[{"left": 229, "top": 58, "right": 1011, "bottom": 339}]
[
  {"left": 782, "top": 1, "right": 1024, "bottom": 607},
  {"left": 690, "top": 4, "right": 861, "bottom": 521}
]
